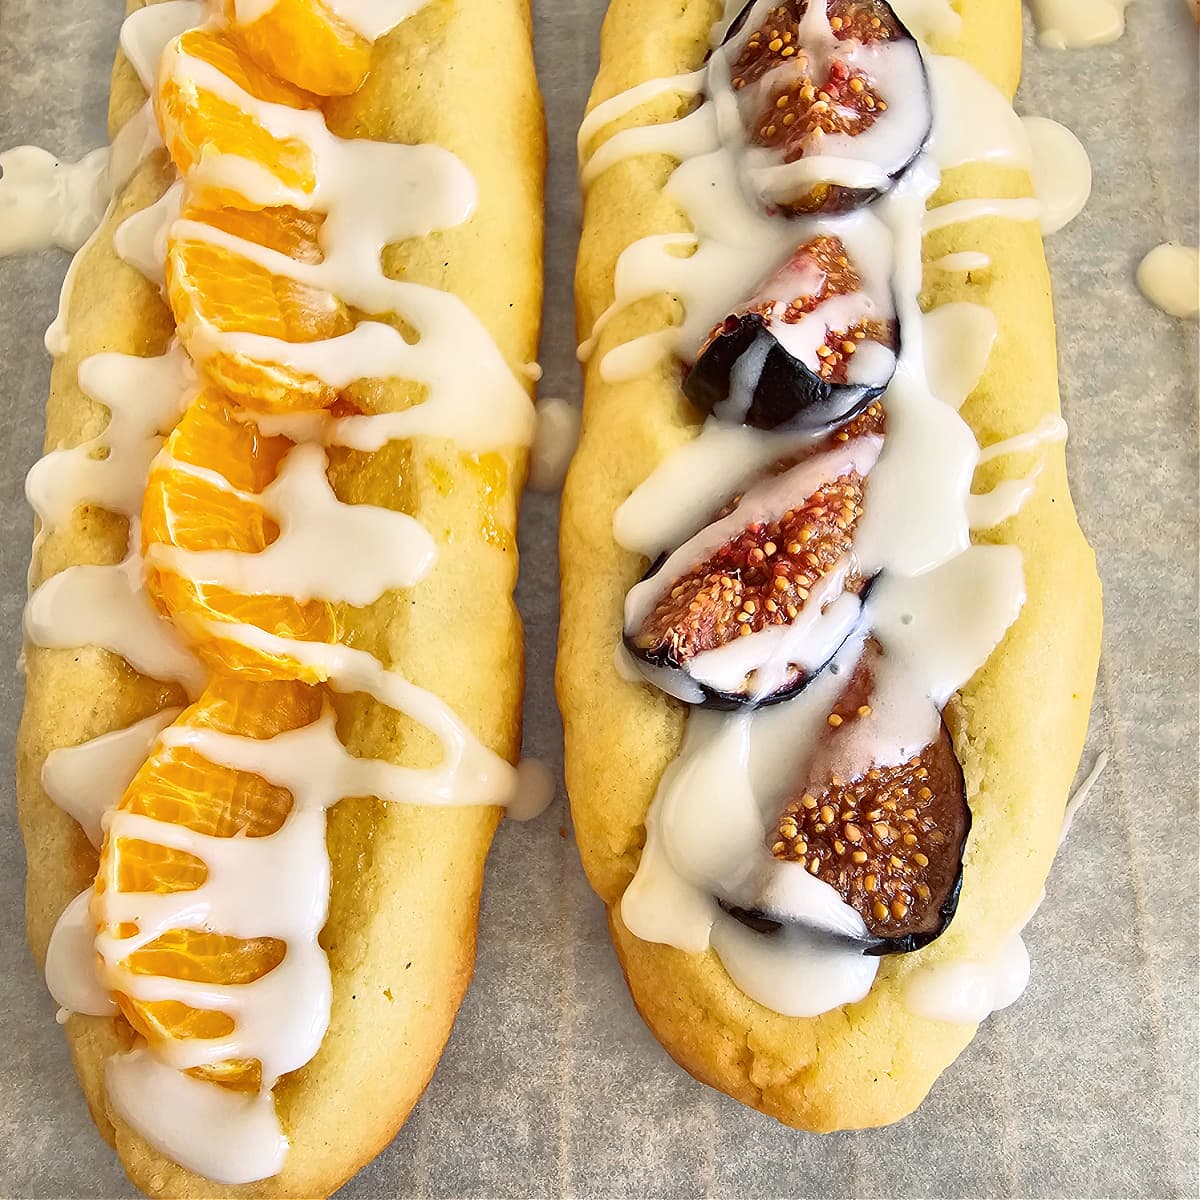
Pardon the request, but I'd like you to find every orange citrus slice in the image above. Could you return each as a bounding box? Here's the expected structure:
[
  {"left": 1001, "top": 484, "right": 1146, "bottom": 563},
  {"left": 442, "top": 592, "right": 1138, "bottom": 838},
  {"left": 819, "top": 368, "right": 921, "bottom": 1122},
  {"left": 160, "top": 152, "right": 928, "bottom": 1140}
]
[
  {"left": 156, "top": 28, "right": 320, "bottom": 205},
  {"left": 142, "top": 388, "right": 337, "bottom": 677},
  {"left": 96, "top": 677, "right": 325, "bottom": 1090},
  {"left": 166, "top": 202, "right": 353, "bottom": 413},
  {"left": 224, "top": 0, "right": 374, "bottom": 98},
  {"left": 187, "top": 200, "right": 329, "bottom": 265}
]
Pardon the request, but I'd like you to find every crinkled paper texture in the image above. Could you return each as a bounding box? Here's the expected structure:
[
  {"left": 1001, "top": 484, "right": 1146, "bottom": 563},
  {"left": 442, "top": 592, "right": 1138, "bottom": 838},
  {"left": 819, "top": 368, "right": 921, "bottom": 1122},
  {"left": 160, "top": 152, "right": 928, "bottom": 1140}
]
[{"left": 0, "top": 1, "right": 1195, "bottom": 1196}]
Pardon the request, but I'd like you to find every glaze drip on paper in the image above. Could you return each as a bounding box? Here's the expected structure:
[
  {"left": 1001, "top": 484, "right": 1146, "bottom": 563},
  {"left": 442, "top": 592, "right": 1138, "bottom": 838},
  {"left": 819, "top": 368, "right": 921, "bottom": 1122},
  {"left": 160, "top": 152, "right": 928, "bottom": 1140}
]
[
  {"left": 1025, "top": 0, "right": 1134, "bottom": 50},
  {"left": 0, "top": 146, "right": 111, "bottom": 256},
  {"left": 1137, "top": 243, "right": 1199, "bottom": 319}
]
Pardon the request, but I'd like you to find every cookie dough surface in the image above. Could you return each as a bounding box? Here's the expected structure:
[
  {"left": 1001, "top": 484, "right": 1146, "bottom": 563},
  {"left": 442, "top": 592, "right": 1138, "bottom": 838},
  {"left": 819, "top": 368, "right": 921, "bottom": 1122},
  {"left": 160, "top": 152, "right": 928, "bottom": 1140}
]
[
  {"left": 560, "top": 0, "right": 1101, "bottom": 1130},
  {"left": 17, "top": 0, "right": 544, "bottom": 1194}
]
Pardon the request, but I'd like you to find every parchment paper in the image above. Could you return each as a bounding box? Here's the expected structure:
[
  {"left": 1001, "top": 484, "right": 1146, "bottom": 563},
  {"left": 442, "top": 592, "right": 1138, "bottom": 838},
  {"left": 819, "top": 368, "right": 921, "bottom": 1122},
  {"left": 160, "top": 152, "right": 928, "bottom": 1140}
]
[{"left": 0, "top": 2, "right": 1196, "bottom": 1196}]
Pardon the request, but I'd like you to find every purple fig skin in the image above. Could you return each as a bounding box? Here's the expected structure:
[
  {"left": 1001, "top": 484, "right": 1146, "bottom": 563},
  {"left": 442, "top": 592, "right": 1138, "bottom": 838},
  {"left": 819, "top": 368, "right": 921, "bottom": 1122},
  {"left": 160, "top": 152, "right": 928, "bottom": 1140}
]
[
  {"left": 682, "top": 310, "right": 897, "bottom": 435},
  {"left": 716, "top": 716, "right": 970, "bottom": 957}
]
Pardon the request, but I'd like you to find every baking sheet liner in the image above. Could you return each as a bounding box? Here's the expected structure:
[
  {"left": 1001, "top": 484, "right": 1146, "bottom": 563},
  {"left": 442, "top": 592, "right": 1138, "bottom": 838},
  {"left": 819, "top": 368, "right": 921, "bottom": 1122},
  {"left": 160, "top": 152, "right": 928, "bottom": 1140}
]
[{"left": 0, "top": 1, "right": 1196, "bottom": 1196}]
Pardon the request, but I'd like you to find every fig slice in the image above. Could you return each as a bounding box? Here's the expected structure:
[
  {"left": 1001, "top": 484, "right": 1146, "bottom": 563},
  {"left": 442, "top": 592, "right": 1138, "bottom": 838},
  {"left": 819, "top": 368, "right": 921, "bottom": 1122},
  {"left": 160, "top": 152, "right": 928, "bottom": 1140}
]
[
  {"left": 622, "top": 423, "right": 882, "bottom": 708},
  {"left": 769, "top": 637, "right": 970, "bottom": 954},
  {"left": 718, "top": 0, "right": 932, "bottom": 214},
  {"left": 683, "top": 234, "right": 897, "bottom": 434}
]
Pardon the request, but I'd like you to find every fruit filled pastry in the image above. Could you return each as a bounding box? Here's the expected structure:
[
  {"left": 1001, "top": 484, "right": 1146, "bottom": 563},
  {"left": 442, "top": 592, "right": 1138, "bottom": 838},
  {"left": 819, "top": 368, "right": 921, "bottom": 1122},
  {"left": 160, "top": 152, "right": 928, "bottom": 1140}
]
[
  {"left": 18, "top": 0, "right": 542, "bottom": 1193},
  {"left": 561, "top": 0, "right": 1101, "bottom": 1129}
]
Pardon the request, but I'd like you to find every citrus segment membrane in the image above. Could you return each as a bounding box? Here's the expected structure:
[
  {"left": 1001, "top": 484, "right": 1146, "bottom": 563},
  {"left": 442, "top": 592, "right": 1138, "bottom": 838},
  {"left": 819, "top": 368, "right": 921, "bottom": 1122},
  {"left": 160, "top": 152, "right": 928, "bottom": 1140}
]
[{"left": 224, "top": 0, "right": 374, "bottom": 98}]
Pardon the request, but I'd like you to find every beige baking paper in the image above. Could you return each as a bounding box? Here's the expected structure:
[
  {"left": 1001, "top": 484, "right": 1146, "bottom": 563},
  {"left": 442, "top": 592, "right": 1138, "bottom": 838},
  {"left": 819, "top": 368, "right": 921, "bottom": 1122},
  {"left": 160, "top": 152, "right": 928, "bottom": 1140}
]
[{"left": 0, "top": 1, "right": 1195, "bottom": 1196}]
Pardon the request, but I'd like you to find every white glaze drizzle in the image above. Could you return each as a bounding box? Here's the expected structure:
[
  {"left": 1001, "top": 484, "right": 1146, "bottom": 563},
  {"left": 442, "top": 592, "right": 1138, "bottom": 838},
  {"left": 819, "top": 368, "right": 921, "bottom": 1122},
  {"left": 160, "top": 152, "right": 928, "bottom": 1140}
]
[
  {"left": 578, "top": 40, "right": 1052, "bottom": 384},
  {"left": 922, "top": 302, "right": 998, "bottom": 412},
  {"left": 926, "top": 57, "right": 1030, "bottom": 172},
  {"left": 113, "top": 182, "right": 181, "bottom": 288},
  {"left": 189, "top": 620, "right": 518, "bottom": 805},
  {"left": 122, "top": 1, "right": 207, "bottom": 92},
  {"left": 508, "top": 758, "right": 557, "bottom": 821},
  {"left": 977, "top": 413, "right": 1068, "bottom": 464},
  {"left": 615, "top": 421, "right": 821, "bottom": 559},
  {"left": 624, "top": 439, "right": 880, "bottom": 633},
  {"left": 147, "top": 444, "right": 439, "bottom": 603},
  {"left": 8, "top": 3, "right": 202, "bottom": 347},
  {"left": 588, "top": 0, "right": 1069, "bottom": 1016},
  {"left": 921, "top": 196, "right": 1041, "bottom": 235},
  {"left": 624, "top": 438, "right": 881, "bottom": 706},
  {"left": 1137, "top": 243, "right": 1200, "bottom": 319},
  {"left": 621, "top": 644, "right": 883, "bottom": 1016},
  {"left": 107, "top": 1050, "right": 288, "bottom": 1186},
  {"left": 24, "top": 343, "right": 207, "bottom": 693},
  {"left": 42, "top": 709, "right": 183, "bottom": 848},
  {"left": 966, "top": 412, "right": 1068, "bottom": 529},
  {"left": 930, "top": 251, "right": 990, "bottom": 273},
  {"left": 1022, "top": 116, "right": 1091, "bottom": 236},
  {"left": 46, "top": 890, "right": 118, "bottom": 1018},
  {"left": 903, "top": 923, "right": 1031, "bottom": 1024},
  {"left": 906, "top": 747, "right": 1109, "bottom": 1025},
  {"left": 528, "top": 398, "right": 581, "bottom": 493},
  {"left": 0, "top": 146, "right": 110, "bottom": 256},
  {"left": 904, "top": 882, "right": 1045, "bottom": 1024},
  {"left": 319, "top": 0, "right": 428, "bottom": 40},
  {"left": 89, "top": 658, "right": 517, "bottom": 1097},
  {"left": 967, "top": 472, "right": 1039, "bottom": 530},
  {"left": 156, "top": 39, "right": 533, "bottom": 449},
  {"left": 719, "top": 2, "right": 930, "bottom": 200},
  {"left": 3, "top": 96, "right": 163, "bottom": 357},
  {"left": 1060, "top": 749, "right": 1108, "bottom": 844},
  {"left": 25, "top": 547, "right": 206, "bottom": 694},
  {"left": 1025, "top": 0, "right": 1134, "bottom": 50},
  {"left": 26, "top": 347, "right": 195, "bottom": 538},
  {"left": 43, "top": 104, "right": 166, "bottom": 358},
  {"left": 577, "top": 71, "right": 706, "bottom": 164}
]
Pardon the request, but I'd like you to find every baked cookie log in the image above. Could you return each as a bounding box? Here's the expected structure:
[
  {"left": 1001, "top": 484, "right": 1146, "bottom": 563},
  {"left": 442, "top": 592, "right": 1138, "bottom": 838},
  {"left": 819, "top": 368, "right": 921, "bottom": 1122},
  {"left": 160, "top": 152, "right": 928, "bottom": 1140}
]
[
  {"left": 559, "top": 0, "right": 1101, "bottom": 1131},
  {"left": 16, "top": 0, "right": 544, "bottom": 1195}
]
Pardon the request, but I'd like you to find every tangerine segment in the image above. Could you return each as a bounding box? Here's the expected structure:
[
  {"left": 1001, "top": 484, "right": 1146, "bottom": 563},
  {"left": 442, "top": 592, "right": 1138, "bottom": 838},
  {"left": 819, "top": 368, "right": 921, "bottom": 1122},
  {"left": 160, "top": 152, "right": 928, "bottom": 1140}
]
[
  {"left": 114, "top": 985, "right": 261, "bottom": 1091},
  {"left": 118, "top": 997, "right": 235, "bottom": 1047},
  {"left": 156, "top": 29, "right": 319, "bottom": 201},
  {"left": 115, "top": 929, "right": 283, "bottom": 1089},
  {"left": 124, "top": 930, "right": 287, "bottom": 985},
  {"left": 225, "top": 0, "right": 374, "bottom": 98},
  {"left": 142, "top": 392, "right": 337, "bottom": 676},
  {"left": 152, "top": 386, "right": 292, "bottom": 492},
  {"left": 150, "top": 572, "right": 337, "bottom": 681},
  {"left": 113, "top": 679, "right": 321, "bottom": 844},
  {"left": 114, "top": 839, "right": 208, "bottom": 894},
  {"left": 166, "top": 231, "right": 352, "bottom": 414},
  {"left": 171, "top": 27, "right": 318, "bottom": 108},
  {"left": 168, "top": 235, "right": 350, "bottom": 345},
  {"left": 186, "top": 202, "right": 328, "bottom": 266},
  {"left": 97, "top": 678, "right": 324, "bottom": 1089},
  {"left": 116, "top": 744, "right": 293, "bottom": 848}
]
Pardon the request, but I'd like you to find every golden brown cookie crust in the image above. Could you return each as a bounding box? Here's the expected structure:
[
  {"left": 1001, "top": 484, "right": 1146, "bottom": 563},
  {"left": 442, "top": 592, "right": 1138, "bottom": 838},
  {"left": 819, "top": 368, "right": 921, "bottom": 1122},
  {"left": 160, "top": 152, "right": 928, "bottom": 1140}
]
[
  {"left": 560, "top": 0, "right": 1101, "bottom": 1131},
  {"left": 16, "top": 0, "right": 544, "bottom": 1194}
]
